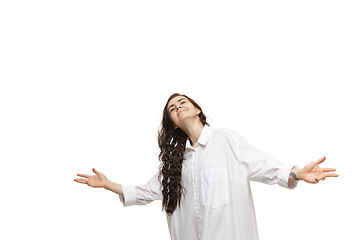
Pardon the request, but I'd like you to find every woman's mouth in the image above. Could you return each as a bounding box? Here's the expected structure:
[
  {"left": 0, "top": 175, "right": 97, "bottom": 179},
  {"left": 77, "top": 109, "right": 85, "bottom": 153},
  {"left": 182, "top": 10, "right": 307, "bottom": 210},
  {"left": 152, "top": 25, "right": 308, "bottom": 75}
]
[{"left": 177, "top": 109, "right": 186, "bottom": 116}]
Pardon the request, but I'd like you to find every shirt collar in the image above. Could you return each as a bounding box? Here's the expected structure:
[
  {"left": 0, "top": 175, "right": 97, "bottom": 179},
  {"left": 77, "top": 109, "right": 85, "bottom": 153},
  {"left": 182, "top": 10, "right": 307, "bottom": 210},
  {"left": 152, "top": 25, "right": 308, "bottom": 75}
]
[{"left": 185, "top": 125, "right": 214, "bottom": 149}]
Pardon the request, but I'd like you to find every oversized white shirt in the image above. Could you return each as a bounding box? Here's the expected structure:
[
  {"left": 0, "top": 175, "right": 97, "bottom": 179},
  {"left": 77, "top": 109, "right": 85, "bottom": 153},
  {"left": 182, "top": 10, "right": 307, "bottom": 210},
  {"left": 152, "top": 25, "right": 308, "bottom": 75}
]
[{"left": 119, "top": 125, "right": 298, "bottom": 240}]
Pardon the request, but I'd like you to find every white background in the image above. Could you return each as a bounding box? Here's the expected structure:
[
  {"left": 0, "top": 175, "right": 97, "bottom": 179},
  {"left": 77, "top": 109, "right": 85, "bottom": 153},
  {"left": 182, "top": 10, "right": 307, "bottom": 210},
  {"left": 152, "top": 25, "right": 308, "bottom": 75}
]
[{"left": 1, "top": 1, "right": 359, "bottom": 239}]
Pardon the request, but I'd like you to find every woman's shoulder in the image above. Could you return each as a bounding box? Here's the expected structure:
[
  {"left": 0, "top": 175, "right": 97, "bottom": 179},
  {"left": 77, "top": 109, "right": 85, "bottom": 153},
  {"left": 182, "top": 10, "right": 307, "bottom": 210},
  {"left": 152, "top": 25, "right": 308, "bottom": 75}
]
[
  {"left": 212, "top": 127, "right": 244, "bottom": 140},
  {"left": 214, "top": 127, "right": 241, "bottom": 135},
  {"left": 210, "top": 127, "right": 252, "bottom": 151}
]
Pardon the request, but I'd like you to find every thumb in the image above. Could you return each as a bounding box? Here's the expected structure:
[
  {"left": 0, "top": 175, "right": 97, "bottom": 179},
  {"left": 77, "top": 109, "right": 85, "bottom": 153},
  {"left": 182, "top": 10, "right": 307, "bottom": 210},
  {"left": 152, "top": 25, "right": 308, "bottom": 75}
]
[
  {"left": 314, "top": 156, "right": 326, "bottom": 166},
  {"left": 93, "top": 168, "right": 99, "bottom": 174}
]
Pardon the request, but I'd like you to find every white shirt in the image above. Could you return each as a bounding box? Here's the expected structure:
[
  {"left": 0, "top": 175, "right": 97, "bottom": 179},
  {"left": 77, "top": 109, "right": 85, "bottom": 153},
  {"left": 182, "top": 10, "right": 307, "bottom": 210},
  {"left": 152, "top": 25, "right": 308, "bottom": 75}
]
[{"left": 119, "top": 125, "right": 297, "bottom": 240}]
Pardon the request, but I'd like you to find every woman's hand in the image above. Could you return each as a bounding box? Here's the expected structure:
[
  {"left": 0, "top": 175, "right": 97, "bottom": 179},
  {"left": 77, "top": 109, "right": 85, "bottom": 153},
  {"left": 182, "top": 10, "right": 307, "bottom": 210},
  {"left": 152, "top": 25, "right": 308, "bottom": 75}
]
[
  {"left": 296, "top": 156, "right": 339, "bottom": 184},
  {"left": 74, "top": 168, "right": 108, "bottom": 188}
]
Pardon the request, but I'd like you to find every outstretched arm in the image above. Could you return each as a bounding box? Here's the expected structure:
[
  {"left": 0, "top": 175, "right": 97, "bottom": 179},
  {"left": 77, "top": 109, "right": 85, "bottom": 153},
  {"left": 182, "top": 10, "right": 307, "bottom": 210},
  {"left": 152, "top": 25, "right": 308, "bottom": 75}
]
[
  {"left": 289, "top": 156, "right": 338, "bottom": 184},
  {"left": 74, "top": 168, "right": 123, "bottom": 196},
  {"left": 75, "top": 169, "right": 162, "bottom": 207}
]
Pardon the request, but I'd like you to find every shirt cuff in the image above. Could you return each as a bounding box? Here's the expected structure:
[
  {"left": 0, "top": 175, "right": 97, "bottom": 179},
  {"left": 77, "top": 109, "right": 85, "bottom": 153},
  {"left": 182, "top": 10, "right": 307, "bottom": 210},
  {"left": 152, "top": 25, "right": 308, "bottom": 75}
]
[
  {"left": 119, "top": 184, "right": 137, "bottom": 207},
  {"left": 277, "top": 164, "right": 299, "bottom": 189}
]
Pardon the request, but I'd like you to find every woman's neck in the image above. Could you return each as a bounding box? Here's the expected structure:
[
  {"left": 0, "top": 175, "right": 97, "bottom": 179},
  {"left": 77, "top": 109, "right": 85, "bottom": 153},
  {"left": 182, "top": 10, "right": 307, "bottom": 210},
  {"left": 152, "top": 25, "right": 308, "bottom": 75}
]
[{"left": 180, "top": 119, "right": 204, "bottom": 147}]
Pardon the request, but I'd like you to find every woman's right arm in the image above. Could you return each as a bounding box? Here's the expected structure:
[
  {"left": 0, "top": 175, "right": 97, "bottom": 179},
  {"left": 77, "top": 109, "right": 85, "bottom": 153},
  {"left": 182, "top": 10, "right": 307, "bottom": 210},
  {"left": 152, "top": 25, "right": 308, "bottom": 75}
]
[
  {"left": 104, "top": 179, "right": 123, "bottom": 196},
  {"left": 74, "top": 168, "right": 123, "bottom": 197},
  {"left": 75, "top": 168, "right": 162, "bottom": 206}
]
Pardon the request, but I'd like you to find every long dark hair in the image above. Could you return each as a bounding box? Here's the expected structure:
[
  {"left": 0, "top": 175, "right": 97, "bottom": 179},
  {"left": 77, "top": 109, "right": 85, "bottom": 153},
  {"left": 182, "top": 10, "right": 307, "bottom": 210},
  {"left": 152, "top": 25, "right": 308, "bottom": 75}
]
[{"left": 157, "top": 93, "right": 209, "bottom": 215}]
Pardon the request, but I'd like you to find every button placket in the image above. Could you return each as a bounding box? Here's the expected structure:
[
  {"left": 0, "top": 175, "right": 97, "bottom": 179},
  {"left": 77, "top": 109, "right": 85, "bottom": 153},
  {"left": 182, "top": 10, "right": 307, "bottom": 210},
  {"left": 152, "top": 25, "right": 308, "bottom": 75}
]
[{"left": 192, "top": 148, "right": 202, "bottom": 239}]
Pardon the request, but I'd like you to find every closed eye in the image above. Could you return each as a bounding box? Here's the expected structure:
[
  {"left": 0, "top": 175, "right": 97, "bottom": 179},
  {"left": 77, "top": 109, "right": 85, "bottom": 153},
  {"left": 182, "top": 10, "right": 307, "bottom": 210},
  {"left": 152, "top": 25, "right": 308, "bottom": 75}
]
[{"left": 169, "top": 99, "right": 186, "bottom": 113}]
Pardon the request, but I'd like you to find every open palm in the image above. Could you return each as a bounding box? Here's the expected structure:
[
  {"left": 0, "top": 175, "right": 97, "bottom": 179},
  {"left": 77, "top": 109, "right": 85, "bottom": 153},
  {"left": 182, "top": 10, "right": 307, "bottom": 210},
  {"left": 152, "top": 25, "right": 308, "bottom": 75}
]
[
  {"left": 301, "top": 156, "right": 338, "bottom": 184},
  {"left": 74, "top": 168, "right": 108, "bottom": 188}
]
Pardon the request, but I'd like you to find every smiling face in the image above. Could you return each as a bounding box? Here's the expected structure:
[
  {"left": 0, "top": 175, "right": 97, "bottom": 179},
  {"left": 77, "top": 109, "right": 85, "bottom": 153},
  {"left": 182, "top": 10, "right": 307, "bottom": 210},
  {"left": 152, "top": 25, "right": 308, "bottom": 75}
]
[{"left": 167, "top": 95, "right": 201, "bottom": 129}]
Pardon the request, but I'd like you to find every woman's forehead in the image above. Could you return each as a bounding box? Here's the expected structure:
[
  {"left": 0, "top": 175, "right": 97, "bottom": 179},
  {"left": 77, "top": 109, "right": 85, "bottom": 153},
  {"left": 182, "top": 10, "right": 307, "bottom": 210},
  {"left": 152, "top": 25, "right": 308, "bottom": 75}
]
[{"left": 168, "top": 96, "right": 187, "bottom": 106}]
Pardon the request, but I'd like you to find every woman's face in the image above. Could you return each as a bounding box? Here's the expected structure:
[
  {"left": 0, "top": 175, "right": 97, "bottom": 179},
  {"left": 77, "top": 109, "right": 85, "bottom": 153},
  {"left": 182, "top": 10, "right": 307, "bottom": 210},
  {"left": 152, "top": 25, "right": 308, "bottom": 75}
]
[{"left": 167, "top": 95, "right": 201, "bottom": 129}]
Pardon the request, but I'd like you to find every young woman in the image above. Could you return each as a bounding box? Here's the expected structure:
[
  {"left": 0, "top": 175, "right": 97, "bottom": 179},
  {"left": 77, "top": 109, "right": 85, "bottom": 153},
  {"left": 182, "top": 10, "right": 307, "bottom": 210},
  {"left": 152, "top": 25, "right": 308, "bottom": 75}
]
[{"left": 74, "top": 93, "right": 338, "bottom": 240}]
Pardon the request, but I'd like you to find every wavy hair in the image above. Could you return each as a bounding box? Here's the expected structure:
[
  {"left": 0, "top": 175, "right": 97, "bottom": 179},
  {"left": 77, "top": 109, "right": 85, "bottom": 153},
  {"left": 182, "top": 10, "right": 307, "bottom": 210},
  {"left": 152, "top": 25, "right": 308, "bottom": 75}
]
[{"left": 157, "top": 93, "right": 209, "bottom": 215}]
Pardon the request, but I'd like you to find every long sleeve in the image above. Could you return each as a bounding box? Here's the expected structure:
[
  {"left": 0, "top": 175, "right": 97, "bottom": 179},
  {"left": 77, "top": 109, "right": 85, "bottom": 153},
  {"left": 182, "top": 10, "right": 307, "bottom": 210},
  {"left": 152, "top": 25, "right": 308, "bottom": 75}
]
[
  {"left": 119, "top": 172, "right": 163, "bottom": 207},
  {"left": 225, "top": 129, "right": 298, "bottom": 189}
]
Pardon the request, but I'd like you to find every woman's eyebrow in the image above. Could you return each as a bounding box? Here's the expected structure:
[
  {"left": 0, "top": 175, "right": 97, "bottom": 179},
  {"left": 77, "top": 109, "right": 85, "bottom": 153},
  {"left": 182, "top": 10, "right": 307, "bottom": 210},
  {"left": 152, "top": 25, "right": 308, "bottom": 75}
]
[{"left": 168, "top": 98, "right": 186, "bottom": 110}]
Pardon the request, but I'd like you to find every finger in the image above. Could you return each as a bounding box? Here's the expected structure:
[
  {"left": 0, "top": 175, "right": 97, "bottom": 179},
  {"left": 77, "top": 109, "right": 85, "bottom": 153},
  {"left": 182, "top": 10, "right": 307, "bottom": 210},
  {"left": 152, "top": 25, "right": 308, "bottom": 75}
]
[
  {"left": 324, "top": 172, "right": 339, "bottom": 178},
  {"left": 93, "top": 168, "right": 99, "bottom": 174},
  {"left": 74, "top": 179, "right": 87, "bottom": 184},
  {"left": 314, "top": 174, "right": 326, "bottom": 181},
  {"left": 313, "top": 178, "right": 319, "bottom": 184},
  {"left": 322, "top": 168, "right": 336, "bottom": 172},
  {"left": 77, "top": 173, "right": 90, "bottom": 178},
  {"left": 314, "top": 156, "right": 326, "bottom": 166}
]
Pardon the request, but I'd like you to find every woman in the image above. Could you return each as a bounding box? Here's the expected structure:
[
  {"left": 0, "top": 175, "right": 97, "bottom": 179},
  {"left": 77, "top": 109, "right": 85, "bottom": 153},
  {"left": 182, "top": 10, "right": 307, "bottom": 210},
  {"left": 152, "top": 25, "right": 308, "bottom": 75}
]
[{"left": 74, "top": 93, "right": 338, "bottom": 240}]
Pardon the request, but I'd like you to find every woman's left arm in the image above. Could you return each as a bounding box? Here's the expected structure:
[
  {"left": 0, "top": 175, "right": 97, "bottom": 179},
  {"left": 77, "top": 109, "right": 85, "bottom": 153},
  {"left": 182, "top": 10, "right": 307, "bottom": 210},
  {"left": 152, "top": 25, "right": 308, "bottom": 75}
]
[{"left": 289, "top": 156, "right": 339, "bottom": 184}]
